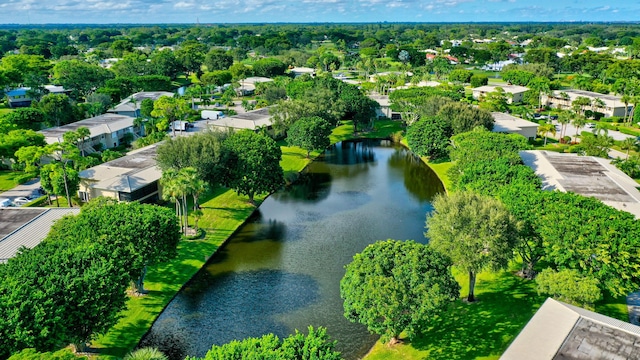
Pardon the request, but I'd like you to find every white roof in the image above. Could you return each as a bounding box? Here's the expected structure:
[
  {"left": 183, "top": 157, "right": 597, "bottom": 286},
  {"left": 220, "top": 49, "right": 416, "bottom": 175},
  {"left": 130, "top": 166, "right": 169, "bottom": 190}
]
[
  {"left": 290, "top": 67, "right": 316, "bottom": 73},
  {"left": 549, "top": 89, "right": 626, "bottom": 108},
  {"left": 473, "top": 85, "right": 529, "bottom": 94},
  {"left": 0, "top": 208, "right": 81, "bottom": 263},
  {"left": 93, "top": 166, "right": 162, "bottom": 192},
  {"left": 80, "top": 143, "right": 161, "bottom": 193},
  {"left": 39, "top": 113, "right": 135, "bottom": 144},
  {"left": 109, "top": 91, "right": 174, "bottom": 114},
  {"left": 520, "top": 150, "right": 640, "bottom": 218},
  {"left": 208, "top": 107, "right": 272, "bottom": 130},
  {"left": 242, "top": 77, "right": 273, "bottom": 85},
  {"left": 491, "top": 112, "right": 539, "bottom": 132}
]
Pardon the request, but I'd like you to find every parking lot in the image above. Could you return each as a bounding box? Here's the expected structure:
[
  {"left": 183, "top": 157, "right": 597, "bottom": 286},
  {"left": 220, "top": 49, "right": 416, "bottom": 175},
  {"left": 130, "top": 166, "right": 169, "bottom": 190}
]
[{"left": 0, "top": 178, "right": 44, "bottom": 207}]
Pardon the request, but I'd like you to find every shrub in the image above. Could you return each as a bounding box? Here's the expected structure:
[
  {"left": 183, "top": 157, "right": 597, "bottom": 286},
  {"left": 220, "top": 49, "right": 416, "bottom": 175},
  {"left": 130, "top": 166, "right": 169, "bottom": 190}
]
[{"left": 470, "top": 74, "right": 489, "bottom": 87}]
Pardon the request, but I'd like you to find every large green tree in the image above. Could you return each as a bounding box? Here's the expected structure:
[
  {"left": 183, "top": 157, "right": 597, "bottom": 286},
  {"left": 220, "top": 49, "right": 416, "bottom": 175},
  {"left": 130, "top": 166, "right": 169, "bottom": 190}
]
[
  {"left": 426, "top": 191, "right": 518, "bottom": 302},
  {"left": 52, "top": 60, "right": 114, "bottom": 99},
  {"left": 406, "top": 116, "right": 452, "bottom": 160},
  {"left": 1, "top": 108, "right": 45, "bottom": 130},
  {"left": 204, "top": 49, "right": 233, "bottom": 71},
  {"left": 221, "top": 130, "right": 284, "bottom": 204},
  {"left": 340, "top": 240, "right": 459, "bottom": 344},
  {"left": 286, "top": 116, "right": 332, "bottom": 157}
]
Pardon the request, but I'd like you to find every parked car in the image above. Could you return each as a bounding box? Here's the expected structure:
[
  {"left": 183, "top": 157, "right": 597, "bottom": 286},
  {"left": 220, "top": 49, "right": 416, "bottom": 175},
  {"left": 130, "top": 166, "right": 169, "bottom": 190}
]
[
  {"left": 586, "top": 123, "right": 596, "bottom": 129},
  {"left": 0, "top": 198, "right": 13, "bottom": 207},
  {"left": 550, "top": 115, "right": 558, "bottom": 120},
  {"left": 12, "top": 197, "right": 31, "bottom": 206}
]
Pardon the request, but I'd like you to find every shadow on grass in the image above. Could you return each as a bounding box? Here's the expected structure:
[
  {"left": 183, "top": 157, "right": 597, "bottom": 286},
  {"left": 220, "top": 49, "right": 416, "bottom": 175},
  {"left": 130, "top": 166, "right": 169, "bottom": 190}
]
[{"left": 411, "top": 272, "right": 544, "bottom": 360}]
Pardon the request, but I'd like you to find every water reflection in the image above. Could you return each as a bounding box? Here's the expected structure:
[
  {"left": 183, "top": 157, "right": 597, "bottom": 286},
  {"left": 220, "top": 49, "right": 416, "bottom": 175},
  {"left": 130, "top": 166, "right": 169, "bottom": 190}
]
[
  {"left": 140, "top": 140, "right": 444, "bottom": 360},
  {"left": 139, "top": 270, "right": 320, "bottom": 360}
]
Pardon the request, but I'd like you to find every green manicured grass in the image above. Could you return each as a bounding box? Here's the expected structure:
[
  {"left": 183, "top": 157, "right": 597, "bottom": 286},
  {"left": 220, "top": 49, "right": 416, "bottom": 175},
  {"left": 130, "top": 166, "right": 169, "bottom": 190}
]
[
  {"left": 424, "top": 160, "right": 453, "bottom": 193},
  {"left": 0, "top": 171, "right": 22, "bottom": 191},
  {"left": 0, "top": 108, "right": 12, "bottom": 115},
  {"left": 92, "top": 187, "right": 261, "bottom": 359},
  {"left": 364, "top": 267, "right": 628, "bottom": 360}
]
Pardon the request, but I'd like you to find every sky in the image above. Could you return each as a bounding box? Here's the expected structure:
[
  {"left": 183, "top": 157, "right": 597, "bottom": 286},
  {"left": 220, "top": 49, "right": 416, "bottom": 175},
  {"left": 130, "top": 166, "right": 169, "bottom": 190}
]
[{"left": 0, "top": 0, "right": 638, "bottom": 24}]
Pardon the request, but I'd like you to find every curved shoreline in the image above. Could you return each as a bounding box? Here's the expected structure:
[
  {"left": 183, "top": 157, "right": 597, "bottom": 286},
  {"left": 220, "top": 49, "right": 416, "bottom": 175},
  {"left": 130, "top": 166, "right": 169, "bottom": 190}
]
[{"left": 92, "top": 121, "right": 406, "bottom": 358}]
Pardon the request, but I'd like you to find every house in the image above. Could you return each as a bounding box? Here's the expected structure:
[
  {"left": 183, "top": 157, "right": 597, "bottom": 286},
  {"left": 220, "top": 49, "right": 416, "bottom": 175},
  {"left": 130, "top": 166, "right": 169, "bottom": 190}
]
[
  {"left": 541, "top": 89, "right": 632, "bottom": 118},
  {"left": 236, "top": 77, "right": 273, "bottom": 96},
  {"left": 108, "top": 91, "right": 174, "bottom": 117},
  {"left": 78, "top": 143, "right": 162, "bottom": 203},
  {"left": 369, "top": 94, "right": 400, "bottom": 120},
  {"left": 520, "top": 150, "right": 640, "bottom": 217},
  {"left": 207, "top": 107, "right": 274, "bottom": 131},
  {"left": 501, "top": 298, "right": 640, "bottom": 360},
  {"left": 5, "top": 85, "right": 68, "bottom": 108},
  {"left": 491, "top": 112, "right": 539, "bottom": 140},
  {"left": 39, "top": 113, "right": 137, "bottom": 152},
  {"left": 0, "top": 208, "right": 81, "bottom": 263},
  {"left": 472, "top": 85, "right": 529, "bottom": 104},
  {"left": 289, "top": 67, "right": 316, "bottom": 78}
]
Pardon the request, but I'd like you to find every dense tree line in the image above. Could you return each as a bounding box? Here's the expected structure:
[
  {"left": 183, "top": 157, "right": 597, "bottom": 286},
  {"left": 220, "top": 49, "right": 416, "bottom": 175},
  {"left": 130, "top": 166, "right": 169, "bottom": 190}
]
[{"left": 0, "top": 200, "right": 180, "bottom": 358}]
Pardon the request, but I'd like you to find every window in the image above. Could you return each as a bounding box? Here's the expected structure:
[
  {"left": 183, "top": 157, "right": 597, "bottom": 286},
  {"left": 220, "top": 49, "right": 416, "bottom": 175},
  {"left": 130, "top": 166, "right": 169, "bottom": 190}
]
[{"left": 79, "top": 191, "right": 89, "bottom": 202}]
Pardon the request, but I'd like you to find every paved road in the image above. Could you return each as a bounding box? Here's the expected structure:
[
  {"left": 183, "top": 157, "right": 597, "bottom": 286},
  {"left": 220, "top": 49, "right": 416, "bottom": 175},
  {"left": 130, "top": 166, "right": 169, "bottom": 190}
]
[
  {"left": 552, "top": 120, "right": 636, "bottom": 142},
  {"left": 0, "top": 178, "right": 43, "bottom": 206}
]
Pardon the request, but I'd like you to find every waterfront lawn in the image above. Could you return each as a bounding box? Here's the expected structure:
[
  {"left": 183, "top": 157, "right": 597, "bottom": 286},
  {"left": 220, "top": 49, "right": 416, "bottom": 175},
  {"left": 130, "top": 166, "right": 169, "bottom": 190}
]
[
  {"left": 92, "top": 118, "right": 407, "bottom": 358},
  {"left": 423, "top": 160, "right": 453, "bottom": 193},
  {"left": 363, "top": 267, "right": 628, "bottom": 360},
  {"left": 92, "top": 187, "right": 262, "bottom": 359}
]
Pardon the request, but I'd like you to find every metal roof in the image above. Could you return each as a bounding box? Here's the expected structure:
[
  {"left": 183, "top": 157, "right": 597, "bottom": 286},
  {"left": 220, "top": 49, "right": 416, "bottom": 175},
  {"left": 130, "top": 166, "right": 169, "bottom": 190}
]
[
  {"left": 0, "top": 208, "right": 80, "bottom": 263},
  {"left": 208, "top": 107, "right": 273, "bottom": 130}
]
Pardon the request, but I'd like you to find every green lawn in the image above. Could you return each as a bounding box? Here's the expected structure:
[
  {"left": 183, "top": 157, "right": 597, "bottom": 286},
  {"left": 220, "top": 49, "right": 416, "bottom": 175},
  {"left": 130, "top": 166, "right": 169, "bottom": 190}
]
[
  {"left": 0, "top": 108, "right": 12, "bottom": 116},
  {"left": 364, "top": 267, "right": 628, "bottom": 360},
  {"left": 92, "top": 118, "right": 402, "bottom": 358},
  {"left": 0, "top": 171, "right": 22, "bottom": 191}
]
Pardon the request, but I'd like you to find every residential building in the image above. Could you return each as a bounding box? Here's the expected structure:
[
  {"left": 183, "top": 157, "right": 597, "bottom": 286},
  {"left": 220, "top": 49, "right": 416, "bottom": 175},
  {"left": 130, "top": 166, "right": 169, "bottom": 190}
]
[
  {"left": 289, "top": 67, "right": 316, "bottom": 78},
  {"left": 39, "top": 113, "right": 137, "bottom": 152},
  {"left": 542, "top": 89, "right": 632, "bottom": 118},
  {"left": 78, "top": 143, "right": 161, "bottom": 203},
  {"left": 236, "top": 76, "right": 273, "bottom": 96},
  {"left": 502, "top": 298, "right": 640, "bottom": 360},
  {"left": 5, "top": 85, "right": 68, "bottom": 108},
  {"left": 0, "top": 208, "right": 80, "bottom": 263},
  {"left": 108, "top": 91, "right": 174, "bottom": 117},
  {"left": 520, "top": 150, "right": 640, "bottom": 218},
  {"left": 491, "top": 112, "right": 539, "bottom": 140},
  {"left": 369, "top": 94, "right": 400, "bottom": 120},
  {"left": 207, "top": 107, "right": 274, "bottom": 131},
  {"left": 472, "top": 84, "right": 529, "bottom": 104}
]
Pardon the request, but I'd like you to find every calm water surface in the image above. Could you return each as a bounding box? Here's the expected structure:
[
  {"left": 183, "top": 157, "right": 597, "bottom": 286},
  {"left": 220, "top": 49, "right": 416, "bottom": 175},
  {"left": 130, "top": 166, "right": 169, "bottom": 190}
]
[{"left": 140, "top": 139, "right": 445, "bottom": 359}]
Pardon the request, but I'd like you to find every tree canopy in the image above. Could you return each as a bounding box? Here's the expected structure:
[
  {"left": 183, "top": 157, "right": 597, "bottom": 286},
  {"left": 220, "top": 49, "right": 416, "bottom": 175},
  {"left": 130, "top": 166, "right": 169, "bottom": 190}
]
[{"left": 340, "top": 239, "right": 459, "bottom": 343}]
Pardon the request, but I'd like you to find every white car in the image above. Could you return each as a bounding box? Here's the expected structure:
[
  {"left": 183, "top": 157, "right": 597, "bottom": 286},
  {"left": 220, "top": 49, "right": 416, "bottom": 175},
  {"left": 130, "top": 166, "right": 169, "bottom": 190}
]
[
  {"left": 12, "top": 197, "right": 30, "bottom": 206},
  {"left": 0, "top": 198, "right": 12, "bottom": 207},
  {"left": 586, "top": 123, "right": 596, "bottom": 129}
]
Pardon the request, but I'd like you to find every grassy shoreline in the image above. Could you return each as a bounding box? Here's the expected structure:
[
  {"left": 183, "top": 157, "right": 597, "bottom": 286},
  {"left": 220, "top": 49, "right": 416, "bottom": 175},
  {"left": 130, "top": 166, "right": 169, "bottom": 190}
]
[{"left": 91, "top": 120, "right": 402, "bottom": 358}]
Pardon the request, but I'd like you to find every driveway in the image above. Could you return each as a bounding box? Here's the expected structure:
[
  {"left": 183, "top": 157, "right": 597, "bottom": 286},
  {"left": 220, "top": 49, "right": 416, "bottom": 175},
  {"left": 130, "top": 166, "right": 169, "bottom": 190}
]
[{"left": 0, "top": 178, "right": 42, "bottom": 205}]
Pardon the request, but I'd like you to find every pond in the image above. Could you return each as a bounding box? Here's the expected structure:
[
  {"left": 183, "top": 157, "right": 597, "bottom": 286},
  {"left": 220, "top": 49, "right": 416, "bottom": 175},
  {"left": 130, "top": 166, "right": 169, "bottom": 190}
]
[{"left": 139, "top": 139, "right": 445, "bottom": 359}]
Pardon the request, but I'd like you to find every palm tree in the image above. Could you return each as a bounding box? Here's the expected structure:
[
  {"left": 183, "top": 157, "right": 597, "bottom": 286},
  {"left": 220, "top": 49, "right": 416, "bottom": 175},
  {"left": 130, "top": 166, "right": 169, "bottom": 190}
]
[
  {"left": 538, "top": 123, "right": 556, "bottom": 146},
  {"left": 133, "top": 117, "right": 145, "bottom": 137},
  {"left": 621, "top": 94, "right": 631, "bottom": 123},
  {"left": 620, "top": 138, "right": 637, "bottom": 159},
  {"left": 559, "top": 91, "right": 570, "bottom": 109},
  {"left": 592, "top": 98, "right": 606, "bottom": 115},
  {"left": 160, "top": 168, "right": 185, "bottom": 234},
  {"left": 76, "top": 126, "right": 91, "bottom": 157},
  {"left": 572, "top": 115, "right": 588, "bottom": 144},
  {"left": 124, "top": 347, "right": 168, "bottom": 360},
  {"left": 557, "top": 112, "right": 571, "bottom": 139}
]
